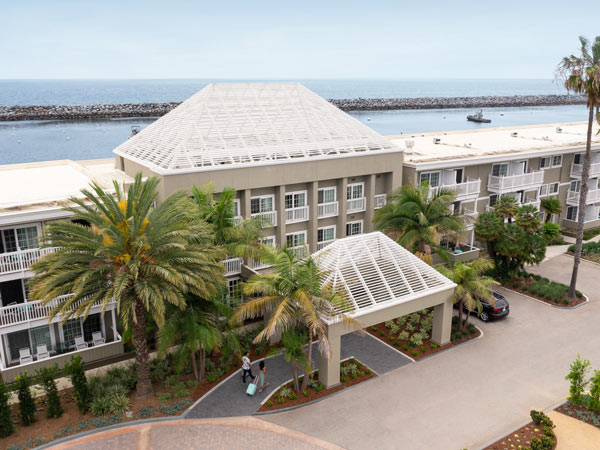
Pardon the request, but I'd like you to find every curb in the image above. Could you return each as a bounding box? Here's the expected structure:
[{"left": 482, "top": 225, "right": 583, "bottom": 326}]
[
  {"left": 497, "top": 285, "right": 589, "bottom": 310},
  {"left": 416, "top": 324, "right": 484, "bottom": 363}
]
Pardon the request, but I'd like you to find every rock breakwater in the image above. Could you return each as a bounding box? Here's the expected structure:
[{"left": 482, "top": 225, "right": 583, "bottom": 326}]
[{"left": 0, "top": 95, "right": 586, "bottom": 121}]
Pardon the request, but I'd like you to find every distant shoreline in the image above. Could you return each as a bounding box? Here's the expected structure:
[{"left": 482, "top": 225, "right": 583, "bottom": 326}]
[{"left": 0, "top": 95, "right": 586, "bottom": 121}]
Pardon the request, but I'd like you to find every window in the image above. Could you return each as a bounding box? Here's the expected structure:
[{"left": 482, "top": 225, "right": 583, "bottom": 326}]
[
  {"left": 250, "top": 195, "right": 274, "bottom": 214},
  {"left": 30, "top": 326, "right": 52, "bottom": 354},
  {"left": 549, "top": 183, "right": 559, "bottom": 194},
  {"left": 540, "top": 157, "right": 551, "bottom": 169},
  {"left": 552, "top": 155, "right": 563, "bottom": 167},
  {"left": 539, "top": 184, "right": 548, "bottom": 197},
  {"left": 567, "top": 206, "right": 578, "bottom": 221},
  {"left": 286, "top": 232, "right": 306, "bottom": 248},
  {"left": 317, "top": 226, "right": 335, "bottom": 243},
  {"left": 346, "top": 183, "right": 364, "bottom": 199},
  {"left": 62, "top": 319, "right": 83, "bottom": 348},
  {"left": 232, "top": 199, "right": 240, "bottom": 217},
  {"left": 285, "top": 191, "right": 306, "bottom": 209},
  {"left": 318, "top": 187, "right": 336, "bottom": 204},
  {"left": 489, "top": 194, "right": 499, "bottom": 207},
  {"left": 346, "top": 221, "right": 363, "bottom": 236},
  {"left": 0, "top": 226, "right": 39, "bottom": 254},
  {"left": 570, "top": 180, "right": 581, "bottom": 192},
  {"left": 574, "top": 154, "right": 583, "bottom": 165},
  {"left": 227, "top": 278, "right": 240, "bottom": 298},
  {"left": 419, "top": 172, "right": 440, "bottom": 187},
  {"left": 260, "top": 236, "right": 276, "bottom": 248},
  {"left": 491, "top": 163, "right": 509, "bottom": 177},
  {"left": 7, "top": 330, "right": 30, "bottom": 362},
  {"left": 82, "top": 313, "right": 102, "bottom": 342}
]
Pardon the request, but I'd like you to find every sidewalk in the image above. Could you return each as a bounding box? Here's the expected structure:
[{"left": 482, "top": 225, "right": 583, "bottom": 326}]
[{"left": 546, "top": 410, "right": 600, "bottom": 450}]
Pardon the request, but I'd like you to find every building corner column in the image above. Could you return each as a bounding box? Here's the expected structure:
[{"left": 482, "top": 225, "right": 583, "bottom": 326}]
[
  {"left": 308, "top": 181, "right": 318, "bottom": 254},
  {"left": 364, "top": 174, "right": 376, "bottom": 233},
  {"left": 275, "top": 185, "right": 286, "bottom": 248},
  {"left": 337, "top": 178, "right": 348, "bottom": 239}
]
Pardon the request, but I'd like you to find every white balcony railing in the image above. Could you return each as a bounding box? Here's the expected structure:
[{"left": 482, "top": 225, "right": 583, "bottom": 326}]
[
  {"left": 317, "top": 239, "right": 336, "bottom": 251},
  {"left": 250, "top": 258, "right": 272, "bottom": 270},
  {"left": 374, "top": 194, "right": 387, "bottom": 209},
  {"left": 250, "top": 211, "right": 277, "bottom": 227},
  {"left": 223, "top": 257, "right": 242, "bottom": 276},
  {"left": 285, "top": 206, "right": 309, "bottom": 224},
  {"left": 290, "top": 246, "right": 308, "bottom": 258},
  {"left": 0, "top": 247, "right": 59, "bottom": 276},
  {"left": 347, "top": 197, "right": 366, "bottom": 213},
  {"left": 487, "top": 171, "right": 544, "bottom": 193},
  {"left": 567, "top": 188, "right": 600, "bottom": 206},
  {"left": 571, "top": 162, "right": 600, "bottom": 178},
  {"left": 0, "top": 295, "right": 115, "bottom": 329},
  {"left": 233, "top": 216, "right": 243, "bottom": 225},
  {"left": 317, "top": 201, "right": 338, "bottom": 218},
  {"left": 461, "top": 208, "right": 479, "bottom": 229},
  {"left": 522, "top": 198, "right": 541, "bottom": 210},
  {"left": 431, "top": 179, "right": 481, "bottom": 200}
]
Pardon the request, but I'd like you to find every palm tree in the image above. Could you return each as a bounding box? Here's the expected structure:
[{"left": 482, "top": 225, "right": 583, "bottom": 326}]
[
  {"left": 158, "top": 294, "right": 239, "bottom": 381},
  {"left": 271, "top": 328, "right": 311, "bottom": 393},
  {"left": 474, "top": 211, "right": 504, "bottom": 259},
  {"left": 540, "top": 196, "right": 562, "bottom": 223},
  {"left": 231, "top": 248, "right": 362, "bottom": 393},
  {"left": 515, "top": 204, "right": 542, "bottom": 232},
  {"left": 374, "top": 184, "right": 463, "bottom": 259},
  {"left": 556, "top": 35, "right": 600, "bottom": 299},
  {"left": 493, "top": 195, "right": 518, "bottom": 223},
  {"left": 29, "top": 174, "right": 224, "bottom": 398},
  {"left": 437, "top": 258, "right": 498, "bottom": 331}
]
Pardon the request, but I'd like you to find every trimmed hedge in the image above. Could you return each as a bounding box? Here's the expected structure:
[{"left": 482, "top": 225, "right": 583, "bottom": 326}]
[{"left": 568, "top": 241, "right": 600, "bottom": 256}]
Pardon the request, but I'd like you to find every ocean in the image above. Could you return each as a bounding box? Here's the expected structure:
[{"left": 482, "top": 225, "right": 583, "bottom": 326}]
[{"left": 0, "top": 79, "right": 588, "bottom": 165}]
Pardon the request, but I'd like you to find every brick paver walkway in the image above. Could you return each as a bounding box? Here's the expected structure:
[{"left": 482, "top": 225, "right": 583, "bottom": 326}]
[{"left": 44, "top": 418, "right": 343, "bottom": 450}]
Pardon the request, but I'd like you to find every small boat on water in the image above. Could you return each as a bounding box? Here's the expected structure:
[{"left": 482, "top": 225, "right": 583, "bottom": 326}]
[{"left": 467, "top": 110, "right": 491, "bottom": 123}]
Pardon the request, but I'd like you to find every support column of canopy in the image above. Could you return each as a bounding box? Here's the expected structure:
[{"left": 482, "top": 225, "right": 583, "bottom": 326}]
[
  {"left": 318, "top": 326, "right": 341, "bottom": 389},
  {"left": 431, "top": 301, "right": 452, "bottom": 346}
]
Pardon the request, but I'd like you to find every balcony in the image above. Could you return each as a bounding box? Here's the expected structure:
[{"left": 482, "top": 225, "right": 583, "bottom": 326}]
[
  {"left": 567, "top": 188, "right": 600, "bottom": 206},
  {"left": 285, "top": 206, "right": 309, "bottom": 224},
  {"left": 250, "top": 211, "right": 277, "bottom": 227},
  {"left": 317, "top": 202, "right": 338, "bottom": 218},
  {"left": 431, "top": 178, "right": 481, "bottom": 201},
  {"left": 250, "top": 258, "right": 272, "bottom": 270},
  {"left": 571, "top": 162, "right": 600, "bottom": 178},
  {"left": 374, "top": 194, "right": 387, "bottom": 209},
  {"left": 486, "top": 199, "right": 540, "bottom": 213},
  {"left": 0, "top": 295, "right": 116, "bottom": 331},
  {"left": 290, "top": 246, "right": 308, "bottom": 258},
  {"left": 0, "top": 247, "right": 59, "bottom": 276},
  {"left": 317, "top": 239, "right": 336, "bottom": 251},
  {"left": 461, "top": 209, "right": 479, "bottom": 230},
  {"left": 487, "top": 171, "right": 544, "bottom": 193},
  {"left": 223, "top": 257, "right": 242, "bottom": 276},
  {"left": 347, "top": 197, "right": 366, "bottom": 213},
  {"left": 233, "top": 216, "right": 243, "bottom": 225}
]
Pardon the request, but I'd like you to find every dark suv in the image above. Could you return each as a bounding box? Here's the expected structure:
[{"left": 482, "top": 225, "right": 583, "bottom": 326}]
[{"left": 455, "top": 291, "right": 510, "bottom": 322}]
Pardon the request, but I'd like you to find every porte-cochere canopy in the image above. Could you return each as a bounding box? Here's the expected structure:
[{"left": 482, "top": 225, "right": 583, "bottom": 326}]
[{"left": 313, "top": 232, "right": 455, "bottom": 318}]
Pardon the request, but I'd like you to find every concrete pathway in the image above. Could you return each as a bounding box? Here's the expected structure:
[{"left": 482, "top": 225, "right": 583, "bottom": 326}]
[
  {"left": 546, "top": 411, "right": 600, "bottom": 450},
  {"left": 185, "top": 333, "right": 411, "bottom": 419},
  {"left": 43, "top": 417, "right": 343, "bottom": 450},
  {"left": 260, "top": 258, "right": 600, "bottom": 450}
]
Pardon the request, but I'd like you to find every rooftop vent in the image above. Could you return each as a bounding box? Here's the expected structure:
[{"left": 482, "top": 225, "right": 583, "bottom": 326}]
[
  {"left": 433, "top": 138, "right": 441, "bottom": 144},
  {"left": 511, "top": 132, "right": 518, "bottom": 137},
  {"left": 542, "top": 136, "right": 550, "bottom": 141},
  {"left": 463, "top": 143, "right": 472, "bottom": 148},
  {"left": 556, "top": 127, "right": 563, "bottom": 133},
  {"left": 404, "top": 140, "right": 415, "bottom": 153}
]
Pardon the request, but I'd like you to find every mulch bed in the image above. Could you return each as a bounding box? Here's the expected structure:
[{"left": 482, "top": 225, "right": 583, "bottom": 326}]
[
  {"left": 556, "top": 401, "right": 600, "bottom": 428},
  {"left": 502, "top": 277, "right": 586, "bottom": 308},
  {"left": 257, "top": 358, "right": 376, "bottom": 412},
  {"left": 483, "top": 420, "right": 548, "bottom": 450},
  {"left": 366, "top": 311, "right": 480, "bottom": 361}
]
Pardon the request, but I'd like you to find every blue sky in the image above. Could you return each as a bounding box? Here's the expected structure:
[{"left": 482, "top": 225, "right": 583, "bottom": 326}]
[{"left": 1, "top": 0, "right": 598, "bottom": 79}]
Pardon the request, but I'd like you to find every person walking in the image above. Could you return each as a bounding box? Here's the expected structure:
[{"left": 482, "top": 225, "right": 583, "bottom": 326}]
[
  {"left": 257, "top": 360, "right": 269, "bottom": 393},
  {"left": 241, "top": 351, "right": 255, "bottom": 384}
]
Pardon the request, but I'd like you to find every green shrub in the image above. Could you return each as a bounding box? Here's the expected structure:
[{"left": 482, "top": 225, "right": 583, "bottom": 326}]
[
  {"left": 370, "top": 327, "right": 378, "bottom": 332},
  {"left": 566, "top": 355, "right": 591, "bottom": 405},
  {"left": 267, "top": 400, "right": 273, "bottom": 407},
  {"left": 0, "top": 382, "right": 14, "bottom": 437},
  {"left": 303, "top": 391, "right": 309, "bottom": 397},
  {"left": 409, "top": 333, "right": 423, "bottom": 347},
  {"left": 397, "top": 331, "right": 409, "bottom": 340},
  {"left": 402, "top": 344, "right": 409, "bottom": 351},
  {"left": 66, "top": 355, "right": 90, "bottom": 413},
  {"left": 15, "top": 372, "right": 35, "bottom": 426},
  {"left": 405, "top": 323, "right": 416, "bottom": 332},
  {"left": 583, "top": 228, "right": 600, "bottom": 241},
  {"left": 279, "top": 386, "right": 292, "bottom": 399},
  {"left": 410, "top": 312, "right": 420, "bottom": 325},
  {"left": 365, "top": 369, "right": 371, "bottom": 375},
  {"left": 186, "top": 379, "right": 198, "bottom": 390},
  {"left": 108, "top": 393, "right": 130, "bottom": 414},
  {"left": 421, "top": 345, "right": 428, "bottom": 353},
  {"left": 91, "top": 396, "right": 110, "bottom": 416},
  {"left": 315, "top": 385, "right": 323, "bottom": 392},
  {"left": 379, "top": 331, "right": 385, "bottom": 337},
  {"left": 411, "top": 349, "right": 419, "bottom": 357},
  {"left": 139, "top": 406, "right": 154, "bottom": 418},
  {"left": 158, "top": 392, "right": 172, "bottom": 404},
  {"left": 384, "top": 320, "right": 394, "bottom": 329},
  {"left": 149, "top": 357, "right": 171, "bottom": 382},
  {"left": 430, "top": 343, "right": 438, "bottom": 349},
  {"left": 38, "top": 365, "right": 63, "bottom": 419},
  {"left": 588, "top": 370, "right": 600, "bottom": 412},
  {"left": 395, "top": 317, "right": 406, "bottom": 326}
]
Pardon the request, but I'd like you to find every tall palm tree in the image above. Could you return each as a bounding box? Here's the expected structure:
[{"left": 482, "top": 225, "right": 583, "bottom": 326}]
[
  {"left": 231, "top": 248, "right": 362, "bottom": 393},
  {"left": 540, "top": 196, "right": 562, "bottom": 223},
  {"left": 493, "top": 195, "right": 519, "bottom": 223},
  {"left": 556, "top": 35, "right": 600, "bottom": 299},
  {"left": 374, "top": 184, "right": 463, "bottom": 259},
  {"left": 29, "top": 174, "right": 224, "bottom": 398},
  {"left": 437, "top": 258, "right": 498, "bottom": 331},
  {"left": 515, "top": 204, "right": 542, "bottom": 233},
  {"left": 191, "top": 183, "right": 264, "bottom": 262},
  {"left": 158, "top": 294, "right": 239, "bottom": 381}
]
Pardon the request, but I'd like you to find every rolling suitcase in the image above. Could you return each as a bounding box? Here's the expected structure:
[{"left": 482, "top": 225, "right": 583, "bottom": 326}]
[{"left": 246, "top": 378, "right": 258, "bottom": 396}]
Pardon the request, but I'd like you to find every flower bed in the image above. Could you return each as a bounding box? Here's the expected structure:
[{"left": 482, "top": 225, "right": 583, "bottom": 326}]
[
  {"left": 557, "top": 401, "right": 600, "bottom": 428},
  {"left": 484, "top": 410, "right": 557, "bottom": 450},
  {"left": 2, "top": 328, "right": 274, "bottom": 450},
  {"left": 366, "top": 309, "right": 480, "bottom": 360},
  {"left": 503, "top": 274, "right": 585, "bottom": 307},
  {"left": 257, "top": 358, "right": 376, "bottom": 412},
  {"left": 568, "top": 241, "right": 600, "bottom": 264}
]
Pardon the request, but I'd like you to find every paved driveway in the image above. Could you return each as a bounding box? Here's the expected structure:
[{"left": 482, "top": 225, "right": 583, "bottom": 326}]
[{"left": 260, "top": 258, "right": 600, "bottom": 450}]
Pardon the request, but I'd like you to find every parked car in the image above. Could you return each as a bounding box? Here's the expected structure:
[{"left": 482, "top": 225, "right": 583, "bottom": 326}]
[{"left": 454, "top": 291, "right": 509, "bottom": 322}]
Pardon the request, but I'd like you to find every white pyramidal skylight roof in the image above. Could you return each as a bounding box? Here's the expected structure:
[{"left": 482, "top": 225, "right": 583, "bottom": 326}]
[
  {"left": 113, "top": 82, "right": 400, "bottom": 174},
  {"left": 313, "top": 232, "right": 455, "bottom": 317}
]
